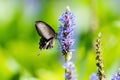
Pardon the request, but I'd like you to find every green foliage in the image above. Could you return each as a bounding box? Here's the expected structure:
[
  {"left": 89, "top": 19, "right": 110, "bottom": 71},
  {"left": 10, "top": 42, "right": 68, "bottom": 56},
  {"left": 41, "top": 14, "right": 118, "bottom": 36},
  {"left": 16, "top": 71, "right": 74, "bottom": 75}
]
[{"left": 0, "top": 0, "right": 120, "bottom": 80}]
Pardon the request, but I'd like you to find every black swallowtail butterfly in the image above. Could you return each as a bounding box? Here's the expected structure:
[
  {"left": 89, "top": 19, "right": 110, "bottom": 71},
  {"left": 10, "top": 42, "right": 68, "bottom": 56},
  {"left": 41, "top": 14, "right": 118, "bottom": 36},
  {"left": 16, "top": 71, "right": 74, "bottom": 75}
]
[{"left": 35, "top": 21, "right": 57, "bottom": 55}]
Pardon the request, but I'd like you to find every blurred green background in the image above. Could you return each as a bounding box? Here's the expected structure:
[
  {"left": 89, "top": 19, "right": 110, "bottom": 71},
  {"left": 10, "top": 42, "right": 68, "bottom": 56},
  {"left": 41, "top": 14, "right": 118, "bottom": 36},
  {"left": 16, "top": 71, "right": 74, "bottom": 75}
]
[{"left": 0, "top": 0, "right": 120, "bottom": 80}]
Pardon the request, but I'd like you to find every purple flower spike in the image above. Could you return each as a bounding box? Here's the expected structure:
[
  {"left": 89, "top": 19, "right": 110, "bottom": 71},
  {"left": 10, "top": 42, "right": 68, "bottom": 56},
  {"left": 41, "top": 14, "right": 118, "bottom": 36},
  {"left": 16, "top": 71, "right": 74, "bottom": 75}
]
[
  {"left": 59, "top": 7, "right": 77, "bottom": 80},
  {"left": 58, "top": 6, "right": 75, "bottom": 54},
  {"left": 111, "top": 73, "right": 120, "bottom": 80},
  {"left": 90, "top": 74, "right": 99, "bottom": 80},
  {"left": 63, "top": 61, "right": 77, "bottom": 80}
]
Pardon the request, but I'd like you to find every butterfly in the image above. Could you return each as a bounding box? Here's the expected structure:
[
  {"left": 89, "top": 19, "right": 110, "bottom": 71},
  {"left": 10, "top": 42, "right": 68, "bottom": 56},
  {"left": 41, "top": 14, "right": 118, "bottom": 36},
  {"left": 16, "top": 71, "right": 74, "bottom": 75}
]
[{"left": 35, "top": 21, "right": 57, "bottom": 55}]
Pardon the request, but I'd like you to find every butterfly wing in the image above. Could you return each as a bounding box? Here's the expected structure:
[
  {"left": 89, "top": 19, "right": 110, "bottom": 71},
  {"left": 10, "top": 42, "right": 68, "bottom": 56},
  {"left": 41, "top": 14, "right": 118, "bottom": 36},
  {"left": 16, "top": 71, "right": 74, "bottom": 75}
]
[
  {"left": 39, "top": 37, "right": 55, "bottom": 49},
  {"left": 35, "top": 21, "right": 56, "bottom": 40},
  {"left": 35, "top": 21, "right": 57, "bottom": 52}
]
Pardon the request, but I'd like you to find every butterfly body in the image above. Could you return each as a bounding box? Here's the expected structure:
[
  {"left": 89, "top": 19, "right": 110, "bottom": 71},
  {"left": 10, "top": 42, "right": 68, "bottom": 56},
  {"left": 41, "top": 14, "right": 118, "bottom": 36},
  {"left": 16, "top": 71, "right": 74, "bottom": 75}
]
[{"left": 35, "top": 21, "right": 57, "bottom": 50}]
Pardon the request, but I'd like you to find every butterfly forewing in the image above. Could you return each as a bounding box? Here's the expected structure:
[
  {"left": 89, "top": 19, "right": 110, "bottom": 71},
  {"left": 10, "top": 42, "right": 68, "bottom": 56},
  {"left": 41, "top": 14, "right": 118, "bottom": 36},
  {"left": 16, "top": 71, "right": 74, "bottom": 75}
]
[{"left": 35, "top": 21, "right": 56, "bottom": 40}]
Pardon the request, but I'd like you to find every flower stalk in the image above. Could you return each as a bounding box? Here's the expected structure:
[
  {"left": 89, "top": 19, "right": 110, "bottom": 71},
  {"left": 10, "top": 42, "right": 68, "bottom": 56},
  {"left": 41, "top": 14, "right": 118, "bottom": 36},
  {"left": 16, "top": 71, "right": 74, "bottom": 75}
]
[
  {"left": 58, "top": 6, "right": 76, "bottom": 80},
  {"left": 95, "top": 33, "right": 105, "bottom": 80}
]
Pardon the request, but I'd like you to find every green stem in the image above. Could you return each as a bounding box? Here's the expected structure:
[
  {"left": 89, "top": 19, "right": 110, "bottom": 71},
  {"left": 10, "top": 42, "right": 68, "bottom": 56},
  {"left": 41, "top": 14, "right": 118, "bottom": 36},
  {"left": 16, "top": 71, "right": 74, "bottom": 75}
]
[
  {"left": 64, "top": 52, "right": 72, "bottom": 80},
  {"left": 65, "top": 53, "right": 68, "bottom": 80}
]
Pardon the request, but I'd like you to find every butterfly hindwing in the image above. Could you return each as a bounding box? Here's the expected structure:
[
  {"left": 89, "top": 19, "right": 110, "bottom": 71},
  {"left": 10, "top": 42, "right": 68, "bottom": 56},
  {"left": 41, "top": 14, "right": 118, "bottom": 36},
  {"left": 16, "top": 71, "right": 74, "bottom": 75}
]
[{"left": 39, "top": 37, "right": 55, "bottom": 49}]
